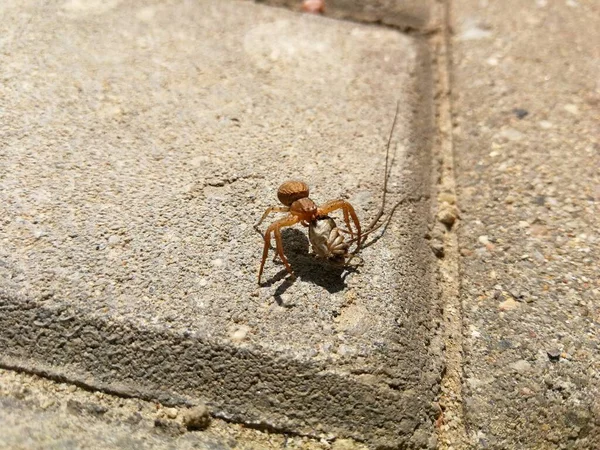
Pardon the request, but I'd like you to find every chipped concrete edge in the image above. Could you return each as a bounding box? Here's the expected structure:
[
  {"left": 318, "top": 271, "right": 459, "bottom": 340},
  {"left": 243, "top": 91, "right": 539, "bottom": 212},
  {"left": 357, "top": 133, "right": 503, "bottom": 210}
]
[{"left": 427, "top": 0, "right": 470, "bottom": 448}]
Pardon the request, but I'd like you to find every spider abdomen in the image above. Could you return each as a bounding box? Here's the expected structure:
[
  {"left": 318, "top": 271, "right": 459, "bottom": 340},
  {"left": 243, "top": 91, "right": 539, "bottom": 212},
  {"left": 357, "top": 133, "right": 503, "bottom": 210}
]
[{"left": 277, "top": 180, "right": 309, "bottom": 206}]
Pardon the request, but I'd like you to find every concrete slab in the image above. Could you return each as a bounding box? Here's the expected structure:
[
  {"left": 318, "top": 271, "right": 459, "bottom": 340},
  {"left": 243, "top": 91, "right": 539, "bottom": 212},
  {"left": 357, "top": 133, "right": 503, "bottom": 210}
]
[
  {"left": 0, "top": 0, "right": 440, "bottom": 447},
  {"left": 0, "top": 368, "right": 358, "bottom": 450},
  {"left": 452, "top": 0, "right": 600, "bottom": 447}
]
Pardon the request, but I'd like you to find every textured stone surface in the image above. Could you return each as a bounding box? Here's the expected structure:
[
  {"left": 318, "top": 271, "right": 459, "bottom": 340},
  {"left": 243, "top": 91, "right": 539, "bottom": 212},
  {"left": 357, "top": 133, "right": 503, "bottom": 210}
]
[
  {"left": 452, "top": 0, "right": 600, "bottom": 447},
  {"left": 0, "top": 0, "right": 439, "bottom": 447},
  {"left": 0, "top": 368, "right": 355, "bottom": 450}
]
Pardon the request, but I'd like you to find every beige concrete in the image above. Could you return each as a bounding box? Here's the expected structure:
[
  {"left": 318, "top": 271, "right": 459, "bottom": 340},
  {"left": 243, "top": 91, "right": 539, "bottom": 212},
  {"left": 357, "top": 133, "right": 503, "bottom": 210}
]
[
  {"left": 451, "top": 0, "right": 600, "bottom": 447},
  {"left": 0, "top": 0, "right": 440, "bottom": 447}
]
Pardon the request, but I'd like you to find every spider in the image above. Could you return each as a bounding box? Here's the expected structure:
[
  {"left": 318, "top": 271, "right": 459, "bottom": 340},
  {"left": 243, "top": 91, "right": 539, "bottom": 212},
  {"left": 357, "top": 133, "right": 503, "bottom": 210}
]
[
  {"left": 254, "top": 181, "right": 361, "bottom": 283},
  {"left": 254, "top": 101, "right": 402, "bottom": 284}
]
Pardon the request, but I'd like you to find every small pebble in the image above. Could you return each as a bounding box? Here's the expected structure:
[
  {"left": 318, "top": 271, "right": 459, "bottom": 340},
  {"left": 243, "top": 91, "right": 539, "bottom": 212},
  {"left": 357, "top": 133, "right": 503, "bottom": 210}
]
[
  {"left": 563, "top": 103, "right": 579, "bottom": 115},
  {"left": 499, "top": 128, "right": 524, "bottom": 141},
  {"left": 547, "top": 349, "right": 561, "bottom": 361},
  {"left": 301, "top": 0, "right": 324, "bottom": 14},
  {"left": 230, "top": 325, "right": 250, "bottom": 342},
  {"left": 512, "top": 108, "right": 529, "bottom": 119},
  {"left": 498, "top": 297, "right": 518, "bottom": 311},
  {"left": 183, "top": 404, "right": 211, "bottom": 430},
  {"left": 511, "top": 359, "right": 532, "bottom": 373},
  {"left": 164, "top": 407, "right": 178, "bottom": 419},
  {"left": 430, "top": 240, "right": 445, "bottom": 258},
  {"left": 40, "top": 399, "right": 55, "bottom": 410},
  {"left": 437, "top": 203, "right": 460, "bottom": 227},
  {"left": 459, "top": 25, "right": 492, "bottom": 41},
  {"left": 478, "top": 235, "right": 490, "bottom": 245},
  {"left": 497, "top": 339, "right": 512, "bottom": 350},
  {"left": 508, "top": 289, "right": 523, "bottom": 299}
]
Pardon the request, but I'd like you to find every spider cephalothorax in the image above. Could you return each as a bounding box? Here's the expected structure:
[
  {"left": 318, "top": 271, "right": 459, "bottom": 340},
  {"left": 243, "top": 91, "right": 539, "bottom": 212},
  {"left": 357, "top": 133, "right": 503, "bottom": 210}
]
[{"left": 255, "top": 181, "right": 361, "bottom": 283}]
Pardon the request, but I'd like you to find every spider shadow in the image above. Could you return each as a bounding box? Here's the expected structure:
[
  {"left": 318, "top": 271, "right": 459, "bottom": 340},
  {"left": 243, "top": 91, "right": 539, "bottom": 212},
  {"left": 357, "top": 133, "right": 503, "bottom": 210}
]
[{"left": 261, "top": 228, "right": 358, "bottom": 304}]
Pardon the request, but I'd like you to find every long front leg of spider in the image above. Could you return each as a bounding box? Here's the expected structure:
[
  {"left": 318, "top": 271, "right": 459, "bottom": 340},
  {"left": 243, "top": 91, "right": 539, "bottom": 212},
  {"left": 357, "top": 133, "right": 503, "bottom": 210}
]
[
  {"left": 258, "top": 215, "right": 301, "bottom": 284},
  {"left": 318, "top": 200, "right": 362, "bottom": 249},
  {"left": 254, "top": 206, "right": 290, "bottom": 233}
]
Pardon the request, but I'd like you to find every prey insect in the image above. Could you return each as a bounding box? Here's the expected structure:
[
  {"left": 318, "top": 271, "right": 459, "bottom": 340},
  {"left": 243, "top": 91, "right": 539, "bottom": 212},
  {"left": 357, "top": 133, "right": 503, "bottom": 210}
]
[{"left": 254, "top": 102, "right": 401, "bottom": 284}]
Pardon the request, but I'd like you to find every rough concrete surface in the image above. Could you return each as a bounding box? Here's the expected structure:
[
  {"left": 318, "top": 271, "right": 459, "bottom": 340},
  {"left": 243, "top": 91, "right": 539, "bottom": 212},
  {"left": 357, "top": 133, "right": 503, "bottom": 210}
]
[
  {"left": 0, "top": 0, "right": 441, "bottom": 448},
  {"left": 452, "top": 0, "right": 600, "bottom": 448},
  {"left": 253, "top": 0, "right": 433, "bottom": 30},
  {"left": 0, "top": 368, "right": 365, "bottom": 450}
]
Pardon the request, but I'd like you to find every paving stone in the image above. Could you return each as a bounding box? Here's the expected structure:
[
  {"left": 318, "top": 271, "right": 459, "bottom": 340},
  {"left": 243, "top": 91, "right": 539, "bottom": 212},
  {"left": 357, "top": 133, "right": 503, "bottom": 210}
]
[
  {"left": 0, "top": 0, "right": 440, "bottom": 447},
  {"left": 453, "top": 0, "right": 600, "bottom": 447}
]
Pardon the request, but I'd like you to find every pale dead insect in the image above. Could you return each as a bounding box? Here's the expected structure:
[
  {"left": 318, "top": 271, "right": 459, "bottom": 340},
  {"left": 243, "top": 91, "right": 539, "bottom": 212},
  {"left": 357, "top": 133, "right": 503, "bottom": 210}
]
[
  {"left": 308, "top": 216, "right": 350, "bottom": 261},
  {"left": 255, "top": 102, "right": 401, "bottom": 284}
]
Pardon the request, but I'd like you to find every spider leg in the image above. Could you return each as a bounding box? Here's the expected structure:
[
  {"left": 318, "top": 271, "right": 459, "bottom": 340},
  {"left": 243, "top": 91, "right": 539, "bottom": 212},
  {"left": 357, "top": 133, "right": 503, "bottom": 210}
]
[
  {"left": 342, "top": 208, "right": 353, "bottom": 239},
  {"left": 258, "top": 214, "right": 301, "bottom": 284},
  {"left": 318, "top": 200, "right": 362, "bottom": 250},
  {"left": 254, "top": 206, "right": 290, "bottom": 235}
]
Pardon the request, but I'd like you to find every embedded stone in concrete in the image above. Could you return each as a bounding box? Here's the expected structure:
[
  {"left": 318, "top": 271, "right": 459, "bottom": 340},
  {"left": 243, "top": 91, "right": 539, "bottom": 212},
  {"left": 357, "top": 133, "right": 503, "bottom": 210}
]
[{"left": 0, "top": 0, "right": 440, "bottom": 447}]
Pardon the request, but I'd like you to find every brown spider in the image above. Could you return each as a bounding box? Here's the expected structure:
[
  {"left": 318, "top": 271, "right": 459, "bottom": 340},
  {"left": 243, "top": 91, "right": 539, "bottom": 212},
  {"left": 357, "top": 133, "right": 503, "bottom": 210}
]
[
  {"left": 255, "top": 101, "right": 402, "bottom": 284},
  {"left": 254, "top": 181, "right": 361, "bottom": 283}
]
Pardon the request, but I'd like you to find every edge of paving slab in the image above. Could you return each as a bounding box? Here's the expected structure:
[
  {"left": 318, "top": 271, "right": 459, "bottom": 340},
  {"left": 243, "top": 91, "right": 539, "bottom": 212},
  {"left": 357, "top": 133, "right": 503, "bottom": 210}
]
[
  {"left": 0, "top": 367, "right": 365, "bottom": 450},
  {"left": 252, "top": 0, "right": 434, "bottom": 31}
]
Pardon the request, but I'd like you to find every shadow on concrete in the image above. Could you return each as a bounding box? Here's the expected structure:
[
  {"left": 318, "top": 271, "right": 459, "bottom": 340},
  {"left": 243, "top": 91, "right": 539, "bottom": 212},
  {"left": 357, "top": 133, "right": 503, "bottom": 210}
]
[{"left": 261, "top": 228, "right": 356, "bottom": 302}]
